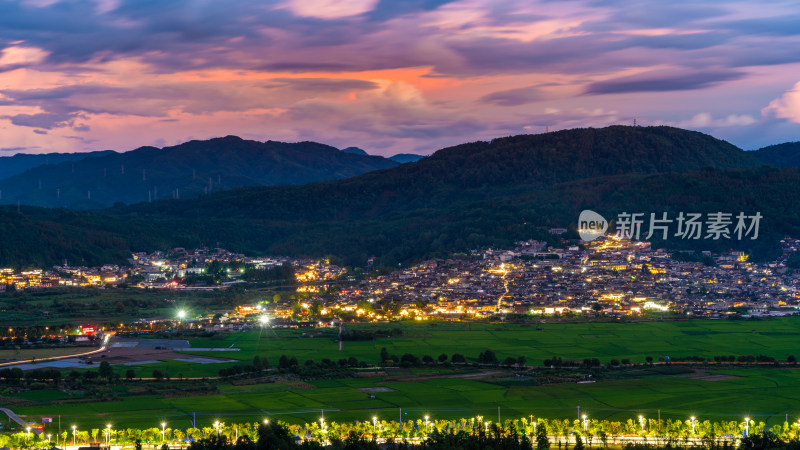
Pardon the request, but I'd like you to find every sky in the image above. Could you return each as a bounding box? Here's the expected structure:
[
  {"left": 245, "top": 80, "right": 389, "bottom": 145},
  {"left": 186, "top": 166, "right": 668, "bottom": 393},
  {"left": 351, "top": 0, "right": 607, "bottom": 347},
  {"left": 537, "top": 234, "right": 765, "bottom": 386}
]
[{"left": 0, "top": 0, "right": 799, "bottom": 156}]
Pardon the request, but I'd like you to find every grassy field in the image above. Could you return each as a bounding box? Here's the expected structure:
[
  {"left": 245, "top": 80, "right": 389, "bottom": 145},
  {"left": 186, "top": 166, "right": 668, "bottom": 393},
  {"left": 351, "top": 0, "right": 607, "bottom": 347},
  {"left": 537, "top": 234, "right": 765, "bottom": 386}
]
[
  {"left": 11, "top": 367, "right": 800, "bottom": 430},
  {"left": 105, "top": 316, "right": 800, "bottom": 379},
  {"left": 8, "top": 317, "right": 800, "bottom": 433},
  {"left": 161, "top": 317, "right": 800, "bottom": 368},
  {"left": 0, "top": 286, "right": 287, "bottom": 327}
]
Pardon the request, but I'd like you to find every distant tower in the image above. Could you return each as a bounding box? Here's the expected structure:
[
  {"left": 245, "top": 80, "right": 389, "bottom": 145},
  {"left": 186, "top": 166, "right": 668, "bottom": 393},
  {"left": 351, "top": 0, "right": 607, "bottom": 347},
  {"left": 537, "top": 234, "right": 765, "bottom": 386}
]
[
  {"left": 633, "top": 118, "right": 637, "bottom": 127},
  {"left": 121, "top": 164, "right": 125, "bottom": 174},
  {"left": 56, "top": 188, "right": 60, "bottom": 199},
  {"left": 88, "top": 190, "right": 91, "bottom": 200},
  {"left": 104, "top": 168, "right": 107, "bottom": 177},
  {"left": 143, "top": 169, "right": 146, "bottom": 181}
]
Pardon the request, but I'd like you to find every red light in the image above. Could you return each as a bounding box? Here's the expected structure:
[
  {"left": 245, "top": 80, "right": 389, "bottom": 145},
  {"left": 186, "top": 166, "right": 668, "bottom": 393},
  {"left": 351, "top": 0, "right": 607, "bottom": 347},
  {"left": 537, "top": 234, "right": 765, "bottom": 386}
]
[{"left": 81, "top": 326, "right": 96, "bottom": 335}]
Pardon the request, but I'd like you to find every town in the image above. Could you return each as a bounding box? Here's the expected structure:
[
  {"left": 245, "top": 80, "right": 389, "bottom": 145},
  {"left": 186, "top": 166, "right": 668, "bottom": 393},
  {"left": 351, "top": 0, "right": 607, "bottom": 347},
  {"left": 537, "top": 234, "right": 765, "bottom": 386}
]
[{"left": 3, "top": 233, "right": 799, "bottom": 325}]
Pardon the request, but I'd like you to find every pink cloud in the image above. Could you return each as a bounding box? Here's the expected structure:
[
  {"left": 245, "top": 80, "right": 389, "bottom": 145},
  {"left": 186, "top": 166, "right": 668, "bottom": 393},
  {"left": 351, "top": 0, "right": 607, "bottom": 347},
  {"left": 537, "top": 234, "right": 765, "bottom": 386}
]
[{"left": 764, "top": 81, "right": 800, "bottom": 123}]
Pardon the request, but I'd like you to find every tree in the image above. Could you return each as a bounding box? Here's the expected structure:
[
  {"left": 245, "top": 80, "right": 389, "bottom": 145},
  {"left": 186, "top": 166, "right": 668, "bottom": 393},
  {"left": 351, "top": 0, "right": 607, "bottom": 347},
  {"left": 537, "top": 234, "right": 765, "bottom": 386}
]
[
  {"left": 536, "top": 422, "right": 550, "bottom": 450},
  {"left": 438, "top": 353, "right": 448, "bottom": 363},
  {"left": 738, "top": 432, "right": 784, "bottom": 450},
  {"left": 99, "top": 361, "right": 113, "bottom": 380},
  {"left": 479, "top": 349, "right": 498, "bottom": 365},
  {"left": 645, "top": 356, "right": 654, "bottom": 364},
  {"left": 788, "top": 354, "right": 797, "bottom": 364},
  {"left": 152, "top": 369, "right": 164, "bottom": 381},
  {"left": 451, "top": 353, "right": 466, "bottom": 363},
  {"left": 126, "top": 369, "right": 136, "bottom": 380}
]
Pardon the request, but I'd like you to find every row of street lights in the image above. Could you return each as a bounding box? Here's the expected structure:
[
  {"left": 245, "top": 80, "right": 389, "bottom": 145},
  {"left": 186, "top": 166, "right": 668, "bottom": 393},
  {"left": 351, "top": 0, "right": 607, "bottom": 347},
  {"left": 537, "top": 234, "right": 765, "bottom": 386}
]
[{"left": 57, "top": 414, "right": 772, "bottom": 447}]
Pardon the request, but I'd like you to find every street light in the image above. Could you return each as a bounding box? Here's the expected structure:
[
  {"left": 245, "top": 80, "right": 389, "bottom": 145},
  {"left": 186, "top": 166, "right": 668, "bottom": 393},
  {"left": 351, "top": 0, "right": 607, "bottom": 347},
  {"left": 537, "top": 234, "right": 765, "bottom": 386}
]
[
  {"left": 425, "top": 415, "right": 430, "bottom": 433},
  {"left": 214, "top": 421, "right": 220, "bottom": 436},
  {"left": 373, "top": 416, "right": 378, "bottom": 432},
  {"left": 639, "top": 415, "right": 646, "bottom": 432},
  {"left": 161, "top": 422, "right": 166, "bottom": 442},
  {"left": 106, "top": 424, "right": 112, "bottom": 447},
  {"left": 744, "top": 417, "right": 750, "bottom": 436},
  {"left": 26, "top": 427, "right": 31, "bottom": 442},
  {"left": 177, "top": 309, "right": 186, "bottom": 320},
  {"left": 582, "top": 414, "right": 588, "bottom": 431},
  {"left": 47, "top": 434, "right": 51, "bottom": 444},
  {"left": 263, "top": 419, "right": 269, "bottom": 425},
  {"left": 691, "top": 417, "right": 696, "bottom": 434},
  {"left": 319, "top": 418, "right": 325, "bottom": 432},
  {"left": 72, "top": 425, "right": 77, "bottom": 447},
  {"left": 259, "top": 315, "right": 269, "bottom": 325}
]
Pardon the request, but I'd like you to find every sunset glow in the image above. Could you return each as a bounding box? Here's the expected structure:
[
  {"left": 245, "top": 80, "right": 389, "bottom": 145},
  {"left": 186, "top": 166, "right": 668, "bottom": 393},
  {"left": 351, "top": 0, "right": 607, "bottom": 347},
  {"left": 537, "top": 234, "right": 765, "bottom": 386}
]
[{"left": 0, "top": 0, "right": 798, "bottom": 155}]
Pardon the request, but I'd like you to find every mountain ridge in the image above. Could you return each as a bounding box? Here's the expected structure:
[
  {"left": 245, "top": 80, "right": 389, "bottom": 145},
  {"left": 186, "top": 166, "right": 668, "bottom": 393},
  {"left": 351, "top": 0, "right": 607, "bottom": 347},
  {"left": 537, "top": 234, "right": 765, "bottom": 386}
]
[
  {"left": 0, "top": 136, "right": 398, "bottom": 209},
  {"left": 0, "top": 125, "right": 794, "bottom": 268}
]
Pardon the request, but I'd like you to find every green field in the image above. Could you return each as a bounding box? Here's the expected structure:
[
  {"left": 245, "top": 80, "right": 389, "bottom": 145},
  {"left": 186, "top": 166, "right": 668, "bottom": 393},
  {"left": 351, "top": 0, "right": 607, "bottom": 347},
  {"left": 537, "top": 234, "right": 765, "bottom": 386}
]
[
  {"left": 135, "top": 317, "right": 800, "bottom": 375},
  {"left": 105, "top": 316, "right": 800, "bottom": 379},
  {"left": 0, "top": 286, "right": 285, "bottom": 327},
  {"left": 11, "top": 367, "right": 800, "bottom": 430},
  {"left": 9, "top": 317, "right": 800, "bottom": 432}
]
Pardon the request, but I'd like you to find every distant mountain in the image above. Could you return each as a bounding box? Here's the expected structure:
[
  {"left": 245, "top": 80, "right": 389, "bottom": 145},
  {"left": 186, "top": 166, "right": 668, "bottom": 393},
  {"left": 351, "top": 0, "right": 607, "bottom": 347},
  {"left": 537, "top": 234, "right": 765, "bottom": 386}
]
[
  {"left": 0, "top": 136, "right": 398, "bottom": 209},
  {"left": 389, "top": 153, "right": 425, "bottom": 163},
  {"left": 0, "top": 150, "right": 113, "bottom": 181},
  {"left": 134, "top": 125, "right": 760, "bottom": 218},
  {"left": 341, "top": 147, "right": 369, "bottom": 156},
  {"left": 751, "top": 142, "right": 800, "bottom": 168},
  {"left": 0, "top": 125, "right": 780, "bottom": 268}
]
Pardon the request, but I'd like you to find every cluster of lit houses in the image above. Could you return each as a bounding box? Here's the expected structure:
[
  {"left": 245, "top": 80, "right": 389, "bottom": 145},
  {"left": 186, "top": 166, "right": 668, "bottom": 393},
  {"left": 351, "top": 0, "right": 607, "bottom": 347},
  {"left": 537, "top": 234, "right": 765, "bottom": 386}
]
[
  {"left": 0, "top": 247, "right": 343, "bottom": 291},
  {"left": 3, "top": 236, "right": 800, "bottom": 322},
  {"left": 282, "top": 236, "right": 800, "bottom": 320}
]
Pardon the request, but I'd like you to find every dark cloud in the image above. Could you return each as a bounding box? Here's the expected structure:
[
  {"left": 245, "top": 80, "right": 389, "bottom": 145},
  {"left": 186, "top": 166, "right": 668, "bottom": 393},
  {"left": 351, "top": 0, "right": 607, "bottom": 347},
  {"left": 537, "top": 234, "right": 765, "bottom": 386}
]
[
  {"left": 7, "top": 112, "right": 80, "bottom": 129},
  {"left": 1, "top": 82, "right": 274, "bottom": 119},
  {"left": 717, "top": 14, "right": 800, "bottom": 37},
  {"left": 585, "top": 70, "right": 745, "bottom": 95},
  {"left": 257, "top": 62, "right": 362, "bottom": 73},
  {"left": 480, "top": 86, "right": 547, "bottom": 106},
  {"left": 623, "top": 32, "right": 730, "bottom": 51},
  {"left": 366, "top": 0, "right": 458, "bottom": 21},
  {"left": 33, "top": 129, "right": 48, "bottom": 135},
  {"left": 579, "top": 0, "right": 728, "bottom": 29},
  {"left": 267, "top": 78, "right": 379, "bottom": 92},
  {"left": 0, "top": 147, "right": 27, "bottom": 152}
]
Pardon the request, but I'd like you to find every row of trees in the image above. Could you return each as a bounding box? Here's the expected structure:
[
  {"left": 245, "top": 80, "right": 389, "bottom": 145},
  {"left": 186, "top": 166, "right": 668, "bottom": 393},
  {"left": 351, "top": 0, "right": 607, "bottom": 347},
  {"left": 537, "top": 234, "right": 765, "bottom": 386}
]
[
  {"left": 3, "top": 417, "right": 797, "bottom": 450},
  {"left": 378, "top": 348, "right": 527, "bottom": 368}
]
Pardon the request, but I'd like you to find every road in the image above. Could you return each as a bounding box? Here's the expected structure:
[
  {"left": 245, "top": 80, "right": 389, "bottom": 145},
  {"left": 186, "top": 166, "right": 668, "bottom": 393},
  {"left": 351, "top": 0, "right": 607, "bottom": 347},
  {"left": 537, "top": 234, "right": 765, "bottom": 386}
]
[{"left": 0, "top": 407, "right": 43, "bottom": 435}]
